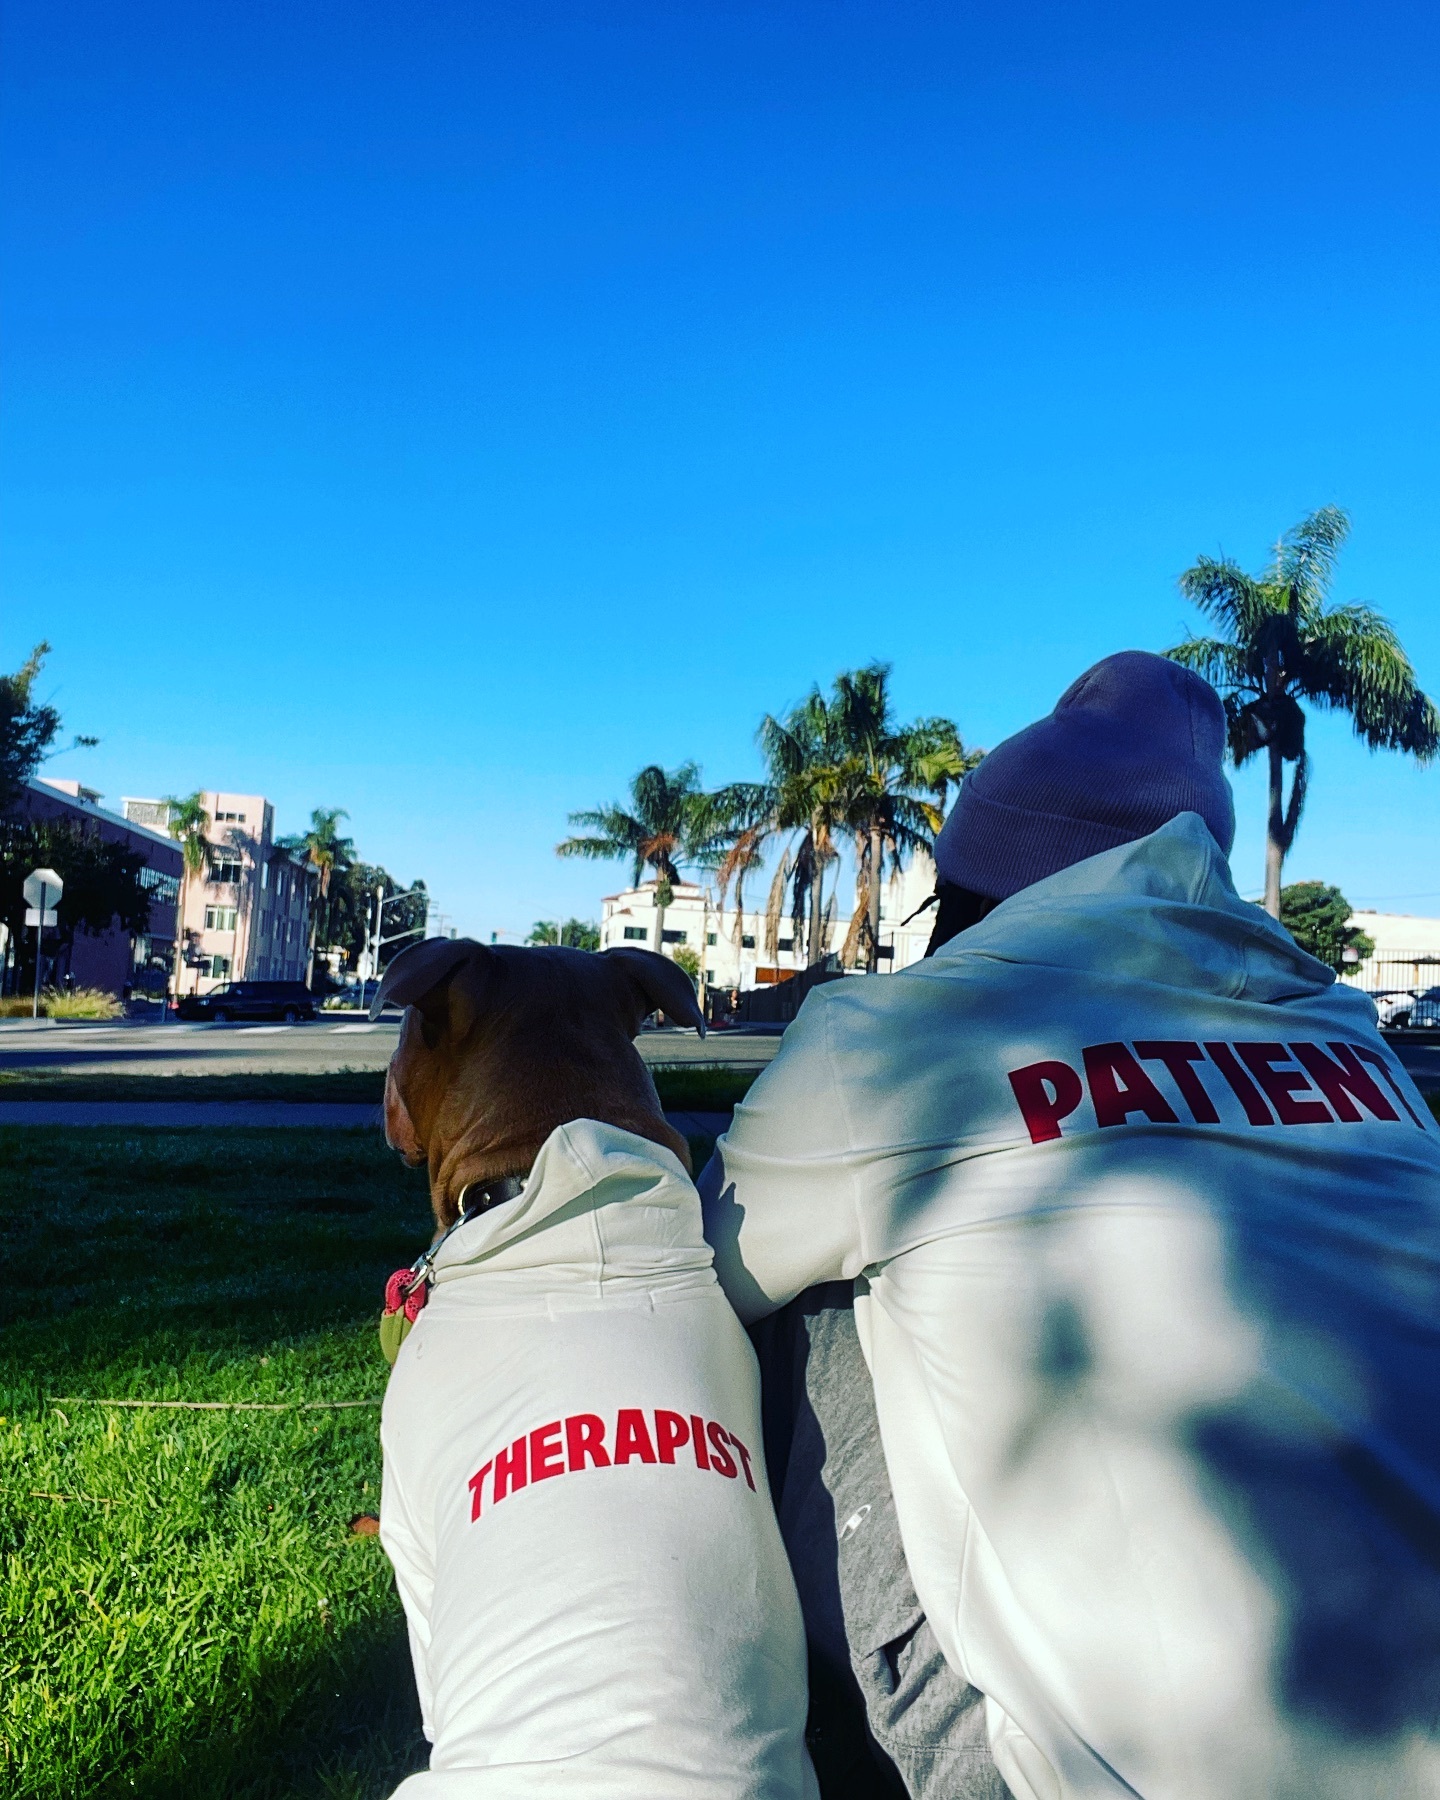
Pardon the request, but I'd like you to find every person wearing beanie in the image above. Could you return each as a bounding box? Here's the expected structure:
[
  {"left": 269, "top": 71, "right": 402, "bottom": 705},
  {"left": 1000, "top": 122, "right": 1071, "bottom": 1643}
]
[{"left": 701, "top": 651, "right": 1440, "bottom": 1800}]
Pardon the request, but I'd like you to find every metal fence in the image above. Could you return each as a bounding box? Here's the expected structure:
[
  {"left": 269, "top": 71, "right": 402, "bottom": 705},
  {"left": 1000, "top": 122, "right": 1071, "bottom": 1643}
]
[{"left": 1339, "top": 950, "right": 1440, "bottom": 995}]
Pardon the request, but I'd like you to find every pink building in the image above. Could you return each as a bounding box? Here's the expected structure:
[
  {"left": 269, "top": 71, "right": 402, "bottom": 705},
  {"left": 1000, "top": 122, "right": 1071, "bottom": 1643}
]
[{"left": 122, "top": 792, "right": 315, "bottom": 994}]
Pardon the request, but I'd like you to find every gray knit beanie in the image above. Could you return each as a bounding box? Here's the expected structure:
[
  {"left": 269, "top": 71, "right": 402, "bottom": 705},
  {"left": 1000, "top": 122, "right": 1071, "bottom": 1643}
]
[{"left": 933, "top": 650, "right": 1235, "bottom": 901}]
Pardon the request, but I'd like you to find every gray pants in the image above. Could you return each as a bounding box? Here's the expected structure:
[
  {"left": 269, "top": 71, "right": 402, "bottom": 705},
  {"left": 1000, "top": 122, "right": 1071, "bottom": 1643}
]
[{"left": 752, "top": 1285, "right": 1010, "bottom": 1800}]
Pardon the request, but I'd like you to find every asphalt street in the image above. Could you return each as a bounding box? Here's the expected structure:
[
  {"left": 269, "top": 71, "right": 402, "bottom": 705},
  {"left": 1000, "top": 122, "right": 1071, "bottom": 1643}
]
[
  {"left": 0, "top": 1017, "right": 782, "bottom": 1078},
  {"left": 0, "top": 1016, "right": 1434, "bottom": 1092}
]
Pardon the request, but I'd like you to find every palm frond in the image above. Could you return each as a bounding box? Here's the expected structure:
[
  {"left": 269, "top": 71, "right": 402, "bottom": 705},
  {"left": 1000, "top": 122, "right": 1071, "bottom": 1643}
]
[
  {"left": 1274, "top": 748, "right": 1308, "bottom": 854},
  {"left": 1297, "top": 604, "right": 1440, "bottom": 757},
  {"left": 1279, "top": 506, "right": 1350, "bottom": 606},
  {"left": 763, "top": 852, "right": 790, "bottom": 959},
  {"left": 1177, "top": 557, "right": 1276, "bottom": 640},
  {"left": 1165, "top": 637, "right": 1256, "bottom": 694}
]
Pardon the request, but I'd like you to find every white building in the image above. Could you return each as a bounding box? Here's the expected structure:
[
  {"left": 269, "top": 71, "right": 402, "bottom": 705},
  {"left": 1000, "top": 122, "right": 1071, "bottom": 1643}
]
[
  {"left": 1341, "top": 910, "right": 1440, "bottom": 993},
  {"left": 599, "top": 853, "right": 940, "bottom": 990}
]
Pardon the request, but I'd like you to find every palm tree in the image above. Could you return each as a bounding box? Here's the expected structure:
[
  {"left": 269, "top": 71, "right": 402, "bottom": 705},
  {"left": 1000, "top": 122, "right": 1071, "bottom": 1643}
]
[
  {"left": 703, "top": 671, "right": 970, "bottom": 970},
  {"left": 755, "top": 688, "right": 853, "bottom": 966},
  {"left": 697, "top": 778, "right": 773, "bottom": 954},
  {"left": 284, "top": 807, "right": 354, "bottom": 981},
  {"left": 163, "top": 792, "right": 211, "bottom": 996},
  {"left": 829, "top": 665, "right": 980, "bottom": 971},
  {"left": 557, "top": 763, "right": 706, "bottom": 954},
  {"left": 526, "top": 918, "right": 601, "bottom": 950},
  {"left": 1168, "top": 507, "right": 1439, "bottom": 917}
]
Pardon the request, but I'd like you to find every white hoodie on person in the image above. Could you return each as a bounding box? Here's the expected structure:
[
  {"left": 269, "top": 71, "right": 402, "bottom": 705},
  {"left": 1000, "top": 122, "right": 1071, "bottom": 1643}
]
[
  {"left": 701, "top": 814, "right": 1440, "bottom": 1800},
  {"left": 381, "top": 1117, "right": 817, "bottom": 1800}
]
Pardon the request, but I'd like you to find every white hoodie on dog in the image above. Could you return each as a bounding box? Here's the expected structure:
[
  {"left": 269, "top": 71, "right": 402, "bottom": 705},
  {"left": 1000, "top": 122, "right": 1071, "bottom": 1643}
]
[{"left": 380, "top": 1118, "right": 817, "bottom": 1800}]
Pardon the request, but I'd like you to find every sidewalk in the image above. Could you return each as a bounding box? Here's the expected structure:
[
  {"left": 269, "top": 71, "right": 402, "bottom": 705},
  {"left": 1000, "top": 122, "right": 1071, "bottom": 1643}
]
[{"left": 0, "top": 1101, "right": 733, "bottom": 1135}]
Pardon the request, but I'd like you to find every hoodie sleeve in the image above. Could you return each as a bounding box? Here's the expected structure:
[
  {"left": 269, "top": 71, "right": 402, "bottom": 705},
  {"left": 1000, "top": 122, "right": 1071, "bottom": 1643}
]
[{"left": 699, "top": 992, "right": 865, "bottom": 1323}]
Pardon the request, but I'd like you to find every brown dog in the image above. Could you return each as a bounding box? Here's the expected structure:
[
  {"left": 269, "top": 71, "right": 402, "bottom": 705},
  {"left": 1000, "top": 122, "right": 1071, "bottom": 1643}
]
[{"left": 370, "top": 936, "right": 706, "bottom": 1226}]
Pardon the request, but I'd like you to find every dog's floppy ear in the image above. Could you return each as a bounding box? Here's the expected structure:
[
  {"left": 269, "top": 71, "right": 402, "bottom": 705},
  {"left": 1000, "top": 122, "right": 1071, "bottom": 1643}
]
[
  {"left": 370, "top": 936, "right": 495, "bottom": 1043},
  {"left": 602, "top": 946, "right": 706, "bottom": 1037}
]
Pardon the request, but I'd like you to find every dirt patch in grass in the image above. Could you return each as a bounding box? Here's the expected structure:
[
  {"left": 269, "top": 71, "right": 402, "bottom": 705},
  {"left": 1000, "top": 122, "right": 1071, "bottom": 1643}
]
[{"left": 0, "top": 1127, "right": 435, "bottom": 1799}]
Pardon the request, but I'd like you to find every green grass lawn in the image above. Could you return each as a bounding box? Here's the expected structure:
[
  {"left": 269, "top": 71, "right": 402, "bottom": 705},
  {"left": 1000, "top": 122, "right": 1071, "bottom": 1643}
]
[
  {"left": 0, "top": 1071, "right": 384, "bottom": 1104},
  {"left": 0, "top": 1127, "right": 437, "bottom": 1800}
]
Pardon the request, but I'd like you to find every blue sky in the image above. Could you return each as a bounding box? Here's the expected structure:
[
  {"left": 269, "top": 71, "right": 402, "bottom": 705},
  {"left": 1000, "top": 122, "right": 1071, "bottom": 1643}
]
[{"left": 4, "top": 0, "right": 1438, "bottom": 936}]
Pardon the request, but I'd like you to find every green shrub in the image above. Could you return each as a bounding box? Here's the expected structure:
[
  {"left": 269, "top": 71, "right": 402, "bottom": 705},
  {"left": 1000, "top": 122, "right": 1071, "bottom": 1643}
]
[
  {"left": 0, "top": 987, "right": 123, "bottom": 1020},
  {"left": 40, "top": 987, "right": 123, "bottom": 1020}
]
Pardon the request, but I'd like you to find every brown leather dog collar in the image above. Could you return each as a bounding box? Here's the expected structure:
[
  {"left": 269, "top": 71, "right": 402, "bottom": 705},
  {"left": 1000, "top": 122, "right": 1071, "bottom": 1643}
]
[{"left": 455, "top": 1174, "right": 527, "bottom": 1217}]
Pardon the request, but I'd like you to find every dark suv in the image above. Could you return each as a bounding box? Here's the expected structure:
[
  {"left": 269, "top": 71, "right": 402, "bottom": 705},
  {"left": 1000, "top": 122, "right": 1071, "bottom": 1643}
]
[
  {"left": 1390, "top": 986, "right": 1440, "bottom": 1031},
  {"left": 176, "top": 981, "right": 317, "bottom": 1023}
]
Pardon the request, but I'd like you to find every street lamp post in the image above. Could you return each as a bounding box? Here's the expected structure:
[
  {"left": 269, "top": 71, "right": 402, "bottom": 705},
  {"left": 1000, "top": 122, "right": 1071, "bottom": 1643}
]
[{"left": 360, "top": 887, "right": 429, "bottom": 1008}]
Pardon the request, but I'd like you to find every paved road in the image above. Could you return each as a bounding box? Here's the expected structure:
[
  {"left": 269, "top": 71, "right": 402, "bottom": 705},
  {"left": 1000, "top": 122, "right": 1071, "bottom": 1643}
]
[
  {"left": 0, "top": 1016, "right": 1432, "bottom": 1094},
  {"left": 0, "top": 1017, "right": 781, "bottom": 1078},
  {"left": 1397, "top": 1039, "right": 1440, "bottom": 1093}
]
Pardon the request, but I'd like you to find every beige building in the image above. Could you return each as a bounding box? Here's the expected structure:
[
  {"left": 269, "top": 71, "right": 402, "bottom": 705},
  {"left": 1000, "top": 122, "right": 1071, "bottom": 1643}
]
[
  {"left": 1341, "top": 909, "right": 1440, "bottom": 994},
  {"left": 122, "top": 792, "right": 315, "bottom": 993},
  {"left": 598, "top": 853, "right": 939, "bottom": 989}
]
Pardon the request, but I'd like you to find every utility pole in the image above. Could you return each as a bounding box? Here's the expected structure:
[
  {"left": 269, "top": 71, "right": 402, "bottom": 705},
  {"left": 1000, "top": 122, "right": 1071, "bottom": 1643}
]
[{"left": 364, "top": 887, "right": 428, "bottom": 1005}]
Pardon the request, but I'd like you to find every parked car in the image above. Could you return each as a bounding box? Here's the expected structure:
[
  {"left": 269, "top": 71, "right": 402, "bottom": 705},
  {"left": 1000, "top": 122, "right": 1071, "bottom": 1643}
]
[
  {"left": 1380, "top": 986, "right": 1440, "bottom": 1031},
  {"left": 175, "top": 981, "right": 317, "bottom": 1023},
  {"left": 1410, "top": 987, "right": 1440, "bottom": 1030},
  {"left": 1374, "top": 989, "right": 1420, "bottom": 1028}
]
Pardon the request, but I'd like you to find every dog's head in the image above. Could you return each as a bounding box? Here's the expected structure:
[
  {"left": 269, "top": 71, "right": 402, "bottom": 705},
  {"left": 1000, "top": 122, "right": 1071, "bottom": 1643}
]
[{"left": 371, "top": 938, "right": 705, "bottom": 1226}]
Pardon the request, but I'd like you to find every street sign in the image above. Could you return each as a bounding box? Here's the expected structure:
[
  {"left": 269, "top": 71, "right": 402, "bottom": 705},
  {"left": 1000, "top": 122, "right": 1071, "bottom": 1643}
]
[
  {"left": 23, "top": 868, "right": 64, "bottom": 910},
  {"left": 23, "top": 867, "right": 64, "bottom": 1020},
  {"left": 24, "top": 908, "right": 58, "bottom": 928}
]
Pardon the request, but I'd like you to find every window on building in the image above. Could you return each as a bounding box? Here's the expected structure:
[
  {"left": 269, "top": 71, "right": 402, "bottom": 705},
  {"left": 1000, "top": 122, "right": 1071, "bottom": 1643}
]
[
  {"left": 237, "top": 813, "right": 246, "bottom": 823},
  {"left": 139, "top": 868, "right": 180, "bottom": 904},
  {"left": 661, "top": 929, "right": 687, "bottom": 944},
  {"left": 706, "top": 933, "right": 717, "bottom": 946},
  {"left": 204, "top": 906, "right": 238, "bottom": 932},
  {"left": 741, "top": 934, "right": 756, "bottom": 949},
  {"left": 210, "top": 854, "right": 243, "bottom": 884},
  {"left": 207, "top": 955, "right": 232, "bottom": 980},
  {"left": 705, "top": 969, "right": 716, "bottom": 985},
  {"left": 778, "top": 937, "right": 794, "bottom": 953},
  {"left": 622, "top": 926, "right": 648, "bottom": 941},
  {"left": 260, "top": 862, "right": 269, "bottom": 889}
]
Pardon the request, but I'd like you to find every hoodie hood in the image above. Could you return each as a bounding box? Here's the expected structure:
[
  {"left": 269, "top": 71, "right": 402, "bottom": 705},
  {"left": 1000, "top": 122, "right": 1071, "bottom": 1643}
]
[
  {"left": 428, "top": 1117, "right": 715, "bottom": 1291},
  {"left": 936, "top": 812, "right": 1344, "bottom": 1010}
]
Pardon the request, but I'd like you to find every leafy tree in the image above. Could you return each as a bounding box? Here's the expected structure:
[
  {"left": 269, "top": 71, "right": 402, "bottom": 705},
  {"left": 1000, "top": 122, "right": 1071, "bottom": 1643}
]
[
  {"left": 163, "top": 792, "right": 211, "bottom": 995},
  {"left": 557, "top": 763, "right": 707, "bottom": 955},
  {"left": 0, "top": 819, "right": 150, "bottom": 992},
  {"left": 0, "top": 643, "right": 98, "bottom": 817},
  {"left": 0, "top": 646, "right": 61, "bottom": 816},
  {"left": 1169, "top": 508, "right": 1439, "bottom": 917},
  {"left": 526, "top": 919, "right": 600, "bottom": 950},
  {"left": 324, "top": 860, "right": 428, "bottom": 975},
  {"left": 1278, "top": 881, "right": 1375, "bottom": 974},
  {"left": 671, "top": 944, "right": 701, "bottom": 988}
]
